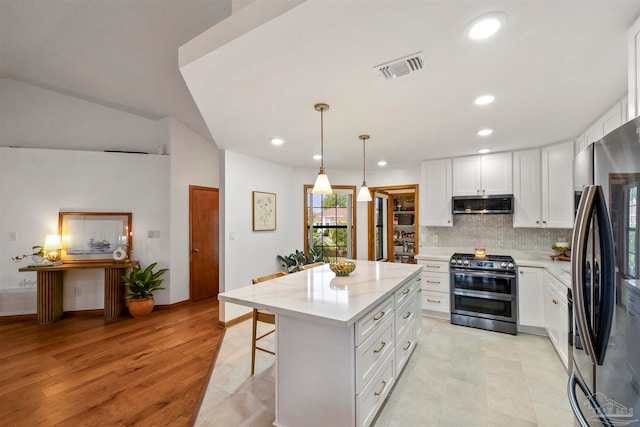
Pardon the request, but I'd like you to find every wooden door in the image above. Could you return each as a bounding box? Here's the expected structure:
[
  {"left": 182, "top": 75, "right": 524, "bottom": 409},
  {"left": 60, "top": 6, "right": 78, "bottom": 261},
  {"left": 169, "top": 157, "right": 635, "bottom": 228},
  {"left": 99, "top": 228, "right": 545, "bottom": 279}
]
[{"left": 189, "top": 186, "right": 219, "bottom": 301}]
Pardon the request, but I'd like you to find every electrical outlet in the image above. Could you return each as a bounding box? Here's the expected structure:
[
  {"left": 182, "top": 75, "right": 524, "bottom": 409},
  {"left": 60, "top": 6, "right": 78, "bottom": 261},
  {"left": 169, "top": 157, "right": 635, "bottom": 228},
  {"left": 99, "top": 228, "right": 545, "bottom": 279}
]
[{"left": 432, "top": 235, "right": 438, "bottom": 243}]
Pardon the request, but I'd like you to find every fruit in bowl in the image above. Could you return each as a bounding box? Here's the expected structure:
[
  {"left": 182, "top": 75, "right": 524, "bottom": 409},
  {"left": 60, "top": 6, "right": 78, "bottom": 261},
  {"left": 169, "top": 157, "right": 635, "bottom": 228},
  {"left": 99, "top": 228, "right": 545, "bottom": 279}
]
[{"left": 329, "top": 260, "right": 356, "bottom": 276}]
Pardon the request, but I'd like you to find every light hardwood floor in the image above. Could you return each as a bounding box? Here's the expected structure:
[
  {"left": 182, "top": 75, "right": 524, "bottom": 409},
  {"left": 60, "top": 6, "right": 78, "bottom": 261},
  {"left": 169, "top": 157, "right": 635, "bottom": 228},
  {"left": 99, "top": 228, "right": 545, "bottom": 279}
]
[{"left": 0, "top": 299, "right": 224, "bottom": 426}]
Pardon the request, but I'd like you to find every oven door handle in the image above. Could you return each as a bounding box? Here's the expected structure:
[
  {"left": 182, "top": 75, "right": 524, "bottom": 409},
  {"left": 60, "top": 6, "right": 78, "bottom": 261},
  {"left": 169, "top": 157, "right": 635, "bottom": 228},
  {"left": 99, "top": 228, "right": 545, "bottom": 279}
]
[
  {"left": 453, "top": 289, "right": 515, "bottom": 301},
  {"left": 450, "top": 270, "right": 516, "bottom": 280}
]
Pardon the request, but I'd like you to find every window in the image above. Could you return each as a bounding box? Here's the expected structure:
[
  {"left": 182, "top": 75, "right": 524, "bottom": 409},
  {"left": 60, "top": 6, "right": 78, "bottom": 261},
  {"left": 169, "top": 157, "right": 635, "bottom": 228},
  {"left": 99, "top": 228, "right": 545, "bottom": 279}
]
[
  {"left": 304, "top": 186, "right": 357, "bottom": 261},
  {"left": 626, "top": 185, "right": 638, "bottom": 278}
]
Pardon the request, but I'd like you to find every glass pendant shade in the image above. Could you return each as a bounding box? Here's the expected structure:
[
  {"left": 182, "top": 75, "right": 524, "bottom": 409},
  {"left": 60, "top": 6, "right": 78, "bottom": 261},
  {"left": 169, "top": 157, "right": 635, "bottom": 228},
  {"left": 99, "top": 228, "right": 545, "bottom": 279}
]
[
  {"left": 312, "top": 103, "right": 332, "bottom": 194},
  {"left": 357, "top": 184, "right": 372, "bottom": 202},
  {"left": 313, "top": 171, "right": 332, "bottom": 194}
]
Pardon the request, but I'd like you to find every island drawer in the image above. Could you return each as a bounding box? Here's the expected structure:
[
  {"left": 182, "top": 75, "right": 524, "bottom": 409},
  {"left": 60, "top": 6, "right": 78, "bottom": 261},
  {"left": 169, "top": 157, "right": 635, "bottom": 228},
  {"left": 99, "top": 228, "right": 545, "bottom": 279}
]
[
  {"left": 420, "top": 272, "right": 449, "bottom": 293},
  {"left": 356, "top": 351, "right": 395, "bottom": 427},
  {"left": 394, "top": 275, "right": 419, "bottom": 308},
  {"left": 422, "top": 290, "right": 450, "bottom": 313},
  {"left": 396, "top": 319, "right": 416, "bottom": 374},
  {"left": 395, "top": 293, "right": 416, "bottom": 339},
  {"left": 418, "top": 259, "right": 449, "bottom": 273},
  {"left": 356, "top": 316, "right": 394, "bottom": 394},
  {"left": 356, "top": 296, "right": 394, "bottom": 346}
]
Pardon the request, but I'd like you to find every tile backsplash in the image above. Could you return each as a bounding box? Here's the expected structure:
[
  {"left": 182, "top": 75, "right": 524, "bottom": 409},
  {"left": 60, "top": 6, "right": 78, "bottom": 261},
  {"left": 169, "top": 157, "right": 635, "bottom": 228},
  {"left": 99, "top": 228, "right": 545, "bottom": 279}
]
[{"left": 420, "top": 215, "right": 572, "bottom": 252}]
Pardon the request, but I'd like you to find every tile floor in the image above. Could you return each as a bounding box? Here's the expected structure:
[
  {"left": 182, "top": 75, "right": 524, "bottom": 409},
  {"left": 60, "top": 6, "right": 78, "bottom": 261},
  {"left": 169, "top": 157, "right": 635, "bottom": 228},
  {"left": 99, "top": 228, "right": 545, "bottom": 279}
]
[{"left": 195, "top": 316, "right": 575, "bottom": 427}]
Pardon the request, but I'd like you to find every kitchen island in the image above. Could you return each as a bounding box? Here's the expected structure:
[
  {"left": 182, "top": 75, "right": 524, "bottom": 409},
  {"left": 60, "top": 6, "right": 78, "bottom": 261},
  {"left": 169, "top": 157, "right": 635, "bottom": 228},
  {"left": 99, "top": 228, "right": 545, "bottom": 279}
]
[{"left": 218, "top": 260, "right": 422, "bottom": 427}]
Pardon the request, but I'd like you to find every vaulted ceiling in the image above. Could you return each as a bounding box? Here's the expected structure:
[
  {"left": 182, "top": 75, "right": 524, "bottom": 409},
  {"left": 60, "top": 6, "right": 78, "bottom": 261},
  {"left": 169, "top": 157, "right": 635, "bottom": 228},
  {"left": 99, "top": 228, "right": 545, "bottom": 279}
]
[{"left": 2, "top": 1, "right": 639, "bottom": 171}]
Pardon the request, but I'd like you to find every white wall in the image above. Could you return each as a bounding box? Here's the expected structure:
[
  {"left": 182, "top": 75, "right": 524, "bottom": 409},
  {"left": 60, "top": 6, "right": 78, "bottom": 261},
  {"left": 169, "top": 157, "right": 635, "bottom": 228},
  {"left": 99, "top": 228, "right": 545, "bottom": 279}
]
[
  {"left": 221, "top": 150, "right": 301, "bottom": 321},
  {"left": 168, "top": 118, "right": 220, "bottom": 303},
  {"left": 0, "top": 147, "right": 170, "bottom": 314},
  {"left": 0, "top": 78, "right": 161, "bottom": 154}
]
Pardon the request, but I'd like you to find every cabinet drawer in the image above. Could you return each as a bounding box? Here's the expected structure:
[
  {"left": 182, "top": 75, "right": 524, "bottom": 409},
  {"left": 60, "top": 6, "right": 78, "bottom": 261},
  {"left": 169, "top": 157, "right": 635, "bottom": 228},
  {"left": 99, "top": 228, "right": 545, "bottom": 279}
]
[
  {"left": 418, "top": 259, "right": 449, "bottom": 273},
  {"left": 395, "top": 294, "right": 416, "bottom": 339},
  {"left": 396, "top": 319, "right": 416, "bottom": 374},
  {"left": 356, "top": 296, "right": 393, "bottom": 346},
  {"left": 395, "top": 276, "right": 419, "bottom": 308},
  {"left": 422, "top": 290, "right": 450, "bottom": 313},
  {"left": 356, "top": 316, "right": 394, "bottom": 394},
  {"left": 420, "top": 272, "right": 449, "bottom": 293},
  {"left": 356, "top": 352, "right": 395, "bottom": 427}
]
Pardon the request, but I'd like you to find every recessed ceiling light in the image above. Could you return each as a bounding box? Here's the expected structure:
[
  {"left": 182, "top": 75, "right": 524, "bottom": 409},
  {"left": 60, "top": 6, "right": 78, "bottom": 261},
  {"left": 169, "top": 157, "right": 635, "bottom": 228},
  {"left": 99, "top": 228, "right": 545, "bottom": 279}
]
[
  {"left": 474, "top": 94, "right": 495, "bottom": 106},
  {"left": 313, "top": 154, "right": 322, "bottom": 160},
  {"left": 477, "top": 129, "right": 493, "bottom": 137},
  {"left": 271, "top": 138, "right": 284, "bottom": 146},
  {"left": 464, "top": 12, "right": 507, "bottom": 40},
  {"left": 478, "top": 148, "right": 491, "bottom": 154},
  {"left": 378, "top": 161, "right": 387, "bottom": 167}
]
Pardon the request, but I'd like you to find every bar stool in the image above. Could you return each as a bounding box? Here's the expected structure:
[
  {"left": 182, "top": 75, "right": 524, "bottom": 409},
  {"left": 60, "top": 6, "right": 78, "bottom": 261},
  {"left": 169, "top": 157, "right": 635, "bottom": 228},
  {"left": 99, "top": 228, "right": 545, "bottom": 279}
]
[{"left": 251, "top": 271, "right": 286, "bottom": 375}]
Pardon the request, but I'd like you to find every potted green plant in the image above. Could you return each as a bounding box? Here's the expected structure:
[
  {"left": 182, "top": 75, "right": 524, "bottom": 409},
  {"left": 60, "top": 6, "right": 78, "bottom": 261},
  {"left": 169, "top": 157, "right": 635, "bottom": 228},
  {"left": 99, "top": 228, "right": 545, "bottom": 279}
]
[
  {"left": 122, "top": 262, "right": 168, "bottom": 318},
  {"left": 12, "top": 246, "right": 46, "bottom": 263},
  {"left": 277, "top": 248, "right": 323, "bottom": 273}
]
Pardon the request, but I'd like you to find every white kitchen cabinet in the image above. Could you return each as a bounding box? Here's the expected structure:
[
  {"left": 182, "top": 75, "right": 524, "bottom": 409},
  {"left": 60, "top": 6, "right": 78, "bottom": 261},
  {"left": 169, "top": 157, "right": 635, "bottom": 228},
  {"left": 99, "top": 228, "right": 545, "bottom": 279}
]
[
  {"left": 541, "top": 141, "right": 574, "bottom": 228},
  {"left": 575, "top": 98, "right": 628, "bottom": 159},
  {"left": 452, "top": 152, "right": 512, "bottom": 196},
  {"left": 513, "top": 142, "right": 573, "bottom": 229},
  {"left": 629, "top": 15, "right": 640, "bottom": 119},
  {"left": 420, "top": 159, "right": 452, "bottom": 227},
  {"left": 418, "top": 259, "right": 450, "bottom": 319},
  {"left": 517, "top": 266, "right": 545, "bottom": 332},
  {"left": 513, "top": 149, "right": 542, "bottom": 228},
  {"left": 544, "top": 271, "right": 569, "bottom": 370}
]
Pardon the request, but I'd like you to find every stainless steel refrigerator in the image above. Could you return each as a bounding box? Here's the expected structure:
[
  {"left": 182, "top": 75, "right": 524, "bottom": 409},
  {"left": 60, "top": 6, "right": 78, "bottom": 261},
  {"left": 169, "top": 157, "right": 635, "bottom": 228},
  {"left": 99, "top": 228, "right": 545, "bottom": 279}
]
[{"left": 569, "top": 115, "right": 640, "bottom": 426}]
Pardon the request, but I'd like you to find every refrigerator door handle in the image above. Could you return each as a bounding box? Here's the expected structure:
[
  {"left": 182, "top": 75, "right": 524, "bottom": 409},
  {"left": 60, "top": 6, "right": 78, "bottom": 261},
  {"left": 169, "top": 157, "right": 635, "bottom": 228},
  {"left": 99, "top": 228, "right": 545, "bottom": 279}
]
[
  {"left": 567, "top": 373, "right": 592, "bottom": 427},
  {"left": 572, "top": 185, "right": 598, "bottom": 364},
  {"left": 568, "top": 372, "right": 616, "bottom": 427}
]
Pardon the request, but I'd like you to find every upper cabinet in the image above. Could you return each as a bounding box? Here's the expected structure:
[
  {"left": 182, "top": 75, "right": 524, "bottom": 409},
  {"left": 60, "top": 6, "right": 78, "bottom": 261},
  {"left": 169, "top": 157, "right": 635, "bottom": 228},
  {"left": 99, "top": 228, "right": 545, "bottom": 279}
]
[
  {"left": 420, "top": 159, "right": 452, "bottom": 227},
  {"left": 513, "top": 141, "right": 574, "bottom": 229},
  {"left": 629, "top": 14, "right": 640, "bottom": 120},
  {"left": 575, "top": 98, "right": 628, "bottom": 154},
  {"left": 452, "top": 152, "right": 512, "bottom": 196}
]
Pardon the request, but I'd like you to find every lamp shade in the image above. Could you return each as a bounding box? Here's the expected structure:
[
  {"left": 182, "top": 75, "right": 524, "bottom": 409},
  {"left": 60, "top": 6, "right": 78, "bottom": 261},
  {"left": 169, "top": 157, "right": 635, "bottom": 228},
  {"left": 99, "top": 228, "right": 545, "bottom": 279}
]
[
  {"left": 312, "top": 172, "right": 332, "bottom": 194},
  {"left": 44, "top": 234, "right": 62, "bottom": 250},
  {"left": 357, "top": 185, "right": 372, "bottom": 202}
]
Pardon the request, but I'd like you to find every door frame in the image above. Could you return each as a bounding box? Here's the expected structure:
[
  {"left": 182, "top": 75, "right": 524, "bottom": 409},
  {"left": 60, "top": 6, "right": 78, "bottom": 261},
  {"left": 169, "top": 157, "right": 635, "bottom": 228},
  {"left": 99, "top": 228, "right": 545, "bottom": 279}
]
[{"left": 366, "top": 184, "right": 419, "bottom": 261}]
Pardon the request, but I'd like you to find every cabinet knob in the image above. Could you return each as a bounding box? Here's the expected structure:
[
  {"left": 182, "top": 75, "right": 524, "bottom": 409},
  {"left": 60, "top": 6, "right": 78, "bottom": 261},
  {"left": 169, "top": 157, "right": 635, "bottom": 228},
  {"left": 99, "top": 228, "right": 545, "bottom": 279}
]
[
  {"left": 520, "top": 271, "right": 524, "bottom": 274},
  {"left": 543, "top": 221, "right": 547, "bottom": 224},
  {"left": 536, "top": 221, "right": 540, "bottom": 224},
  {"left": 447, "top": 220, "right": 451, "bottom": 223}
]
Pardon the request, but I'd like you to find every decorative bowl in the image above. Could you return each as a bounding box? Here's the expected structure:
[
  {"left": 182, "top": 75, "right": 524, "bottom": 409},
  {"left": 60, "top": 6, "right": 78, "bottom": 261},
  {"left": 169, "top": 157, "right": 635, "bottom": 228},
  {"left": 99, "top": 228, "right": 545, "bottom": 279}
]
[{"left": 329, "top": 260, "right": 356, "bottom": 276}]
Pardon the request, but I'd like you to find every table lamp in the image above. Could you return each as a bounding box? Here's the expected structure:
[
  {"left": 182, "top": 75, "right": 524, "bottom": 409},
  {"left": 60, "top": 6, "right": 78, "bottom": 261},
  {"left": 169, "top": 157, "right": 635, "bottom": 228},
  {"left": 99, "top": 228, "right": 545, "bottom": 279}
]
[{"left": 44, "top": 235, "right": 62, "bottom": 261}]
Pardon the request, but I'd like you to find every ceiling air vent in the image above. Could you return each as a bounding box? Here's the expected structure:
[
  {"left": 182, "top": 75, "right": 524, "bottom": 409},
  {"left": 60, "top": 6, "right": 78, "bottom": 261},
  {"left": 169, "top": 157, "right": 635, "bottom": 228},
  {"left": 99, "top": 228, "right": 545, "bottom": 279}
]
[{"left": 375, "top": 52, "right": 426, "bottom": 80}]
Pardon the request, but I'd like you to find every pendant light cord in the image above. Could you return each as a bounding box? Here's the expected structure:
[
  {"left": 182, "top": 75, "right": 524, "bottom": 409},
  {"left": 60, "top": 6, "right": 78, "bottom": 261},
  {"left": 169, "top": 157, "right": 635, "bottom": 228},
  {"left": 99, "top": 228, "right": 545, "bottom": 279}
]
[
  {"left": 362, "top": 138, "right": 366, "bottom": 184},
  {"left": 320, "top": 108, "right": 324, "bottom": 173}
]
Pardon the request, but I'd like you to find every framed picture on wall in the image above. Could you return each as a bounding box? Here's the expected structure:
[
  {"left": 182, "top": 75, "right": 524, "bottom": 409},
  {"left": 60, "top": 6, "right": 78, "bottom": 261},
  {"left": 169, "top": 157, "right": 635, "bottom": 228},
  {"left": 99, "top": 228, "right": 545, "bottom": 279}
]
[
  {"left": 252, "top": 191, "right": 276, "bottom": 231},
  {"left": 59, "top": 212, "right": 132, "bottom": 263}
]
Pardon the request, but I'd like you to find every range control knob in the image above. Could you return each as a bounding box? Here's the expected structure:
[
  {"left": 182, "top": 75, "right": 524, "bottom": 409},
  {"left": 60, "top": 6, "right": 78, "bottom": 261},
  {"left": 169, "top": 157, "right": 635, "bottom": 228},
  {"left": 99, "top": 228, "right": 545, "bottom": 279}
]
[
  {"left": 500, "top": 262, "right": 507, "bottom": 269},
  {"left": 457, "top": 259, "right": 463, "bottom": 265},
  {"left": 450, "top": 259, "right": 457, "bottom": 265},
  {"left": 462, "top": 260, "right": 469, "bottom": 266},
  {"left": 507, "top": 263, "right": 515, "bottom": 269}
]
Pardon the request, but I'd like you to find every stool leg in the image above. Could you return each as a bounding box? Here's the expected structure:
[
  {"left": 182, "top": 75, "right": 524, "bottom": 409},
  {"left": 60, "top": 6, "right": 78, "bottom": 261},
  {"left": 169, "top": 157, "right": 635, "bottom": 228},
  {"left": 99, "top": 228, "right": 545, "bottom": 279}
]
[{"left": 251, "top": 309, "right": 258, "bottom": 375}]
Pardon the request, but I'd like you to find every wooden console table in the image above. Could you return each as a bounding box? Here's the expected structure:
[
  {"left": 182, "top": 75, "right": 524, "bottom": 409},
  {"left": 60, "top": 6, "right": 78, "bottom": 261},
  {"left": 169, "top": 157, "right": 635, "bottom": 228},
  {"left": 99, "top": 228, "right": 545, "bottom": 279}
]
[{"left": 19, "top": 261, "right": 138, "bottom": 324}]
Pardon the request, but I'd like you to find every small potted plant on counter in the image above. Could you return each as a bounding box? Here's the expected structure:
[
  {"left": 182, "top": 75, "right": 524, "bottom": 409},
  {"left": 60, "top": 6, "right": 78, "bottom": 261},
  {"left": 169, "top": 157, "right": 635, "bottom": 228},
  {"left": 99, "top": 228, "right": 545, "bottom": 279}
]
[{"left": 122, "top": 262, "right": 168, "bottom": 318}]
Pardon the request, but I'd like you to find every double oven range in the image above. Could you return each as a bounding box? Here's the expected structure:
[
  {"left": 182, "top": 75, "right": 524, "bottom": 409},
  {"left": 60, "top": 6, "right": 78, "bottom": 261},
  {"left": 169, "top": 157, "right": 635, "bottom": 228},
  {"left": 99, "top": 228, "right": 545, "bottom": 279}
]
[{"left": 450, "top": 253, "right": 518, "bottom": 335}]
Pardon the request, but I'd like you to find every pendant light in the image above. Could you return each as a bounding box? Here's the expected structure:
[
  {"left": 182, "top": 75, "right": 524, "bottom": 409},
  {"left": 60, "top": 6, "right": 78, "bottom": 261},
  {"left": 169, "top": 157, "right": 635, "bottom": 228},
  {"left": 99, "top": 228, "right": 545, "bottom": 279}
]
[
  {"left": 357, "top": 134, "right": 372, "bottom": 202},
  {"left": 312, "top": 103, "right": 332, "bottom": 194}
]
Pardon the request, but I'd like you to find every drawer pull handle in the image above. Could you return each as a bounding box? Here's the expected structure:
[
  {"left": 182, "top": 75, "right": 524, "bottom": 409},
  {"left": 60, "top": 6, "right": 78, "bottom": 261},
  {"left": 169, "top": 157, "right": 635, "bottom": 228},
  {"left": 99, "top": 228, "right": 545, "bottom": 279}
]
[
  {"left": 631, "top": 297, "right": 636, "bottom": 303},
  {"left": 402, "top": 288, "right": 410, "bottom": 295},
  {"left": 416, "top": 277, "right": 421, "bottom": 282},
  {"left": 373, "top": 311, "right": 385, "bottom": 321},
  {"left": 426, "top": 299, "right": 440, "bottom": 303},
  {"left": 403, "top": 311, "right": 411, "bottom": 320},
  {"left": 426, "top": 280, "right": 440, "bottom": 284},
  {"left": 403, "top": 341, "right": 411, "bottom": 351},
  {"left": 425, "top": 264, "right": 440, "bottom": 269},
  {"left": 417, "top": 288, "right": 422, "bottom": 293},
  {"left": 552, "top": 299, "right": 558, "bottom": 305},
  {"left": 373, "top": 341, "right": 386, "bottom": 354},
  {"left": 374, "top": 380, "right": 387, "bottom": 397}
]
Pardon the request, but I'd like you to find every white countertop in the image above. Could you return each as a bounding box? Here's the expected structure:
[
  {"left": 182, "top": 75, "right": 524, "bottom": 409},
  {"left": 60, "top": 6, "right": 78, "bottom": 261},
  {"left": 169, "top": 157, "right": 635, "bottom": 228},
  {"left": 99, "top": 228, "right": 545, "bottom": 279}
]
[
  {"left": 218, "top": 260, "right": 422, "bottom": 327},
  {"left": 416, "top": 246, "right": 572, "bottom": 288}
]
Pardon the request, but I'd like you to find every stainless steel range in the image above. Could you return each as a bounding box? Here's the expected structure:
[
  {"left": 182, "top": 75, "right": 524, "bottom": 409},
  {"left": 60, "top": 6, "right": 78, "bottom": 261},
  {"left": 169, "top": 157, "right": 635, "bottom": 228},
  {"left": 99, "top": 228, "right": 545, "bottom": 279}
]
[{"left": 450, "top": 252, "right": 518, "bottom": 335}]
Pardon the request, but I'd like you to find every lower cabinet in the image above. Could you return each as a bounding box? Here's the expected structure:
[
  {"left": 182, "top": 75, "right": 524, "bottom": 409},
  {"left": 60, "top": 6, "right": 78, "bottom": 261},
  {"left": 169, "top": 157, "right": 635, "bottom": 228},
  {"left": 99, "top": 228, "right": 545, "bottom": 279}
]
[
  {"left": 544, "top": 271, "right": 569, "bottom": 370},
  {"left": 518, "top": 267, "right": 545, "bottom": 332},
  {"left": 355, "top": 273, "right": 420, "bottom": 427},
  {"left": 417, "top": 258, "right": 450, "bottom": 319}
]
